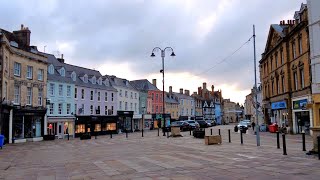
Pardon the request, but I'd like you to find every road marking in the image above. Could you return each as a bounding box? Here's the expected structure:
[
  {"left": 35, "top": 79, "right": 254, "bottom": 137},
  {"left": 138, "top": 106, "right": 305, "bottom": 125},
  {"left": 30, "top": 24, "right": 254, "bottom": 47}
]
[
  {"left": 139, "top": 157, "right": 175, "bottom": 169},
  {"left": 117, "top": 159, "right": 149, "bottom": 172},
  {"left": 93, "top": 161, "right": 120, "bottom": 176}
]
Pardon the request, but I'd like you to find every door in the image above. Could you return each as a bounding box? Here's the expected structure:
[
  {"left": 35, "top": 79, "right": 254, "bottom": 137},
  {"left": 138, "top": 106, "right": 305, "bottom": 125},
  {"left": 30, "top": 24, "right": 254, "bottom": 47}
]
[{"left": 58, "top": 123, "right": 63, "bottom": 139}]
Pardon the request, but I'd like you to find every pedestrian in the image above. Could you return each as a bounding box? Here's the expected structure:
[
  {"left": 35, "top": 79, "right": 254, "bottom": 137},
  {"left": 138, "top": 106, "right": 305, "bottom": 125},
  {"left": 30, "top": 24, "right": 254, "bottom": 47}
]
[{"left": 251, "top": 121, "right": 256, "bottom": 131}]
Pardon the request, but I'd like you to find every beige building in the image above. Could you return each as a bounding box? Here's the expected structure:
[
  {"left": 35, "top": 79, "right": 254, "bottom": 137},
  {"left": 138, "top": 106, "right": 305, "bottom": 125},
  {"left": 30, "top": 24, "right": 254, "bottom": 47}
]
[
  {"left": 165, "top": 87, "right": 179, "bottom": 120},
  {"left": 0, "top": 25, "right": 48, "bottom": 143},
  {"left": 223, "top": 99, "right": 242, "bottom": 123}
]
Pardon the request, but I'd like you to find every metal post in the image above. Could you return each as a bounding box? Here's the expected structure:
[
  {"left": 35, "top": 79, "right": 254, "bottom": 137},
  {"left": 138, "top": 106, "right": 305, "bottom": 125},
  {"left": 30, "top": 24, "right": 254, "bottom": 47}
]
[
  {"left": 126, "top": 129, "right": 128, "bottom": 138},
  {"left": 142, "top": 129, "right": 144, "bottom": 137},
  {"left": 277, "top": 131, "right": 280, "bottom": 149},
  {"left": 190, "top": 129, "right": 192, "bottom": 135},
  {"left": 162, "top": 50, "right": 166, "bottom": 137},
  {"left": 211, "top": 129, "right": 212, "bottom": 135},
  {"left": 317, "top": 136, "right": 320, "bottom": 160},
  {"left": 302, "top": 132, "right": 306, "bottom": 151},
  {"left": 240, "top": 131, "right": 243, "bottom": 145},
  {"left": 282, "top": 133, "right": 287, "bottom": 155},
  {"left": 110, "top": 132, "right": 112, "bottom": 138},
  {"left": 158, "top": 127, "right": 159, "bottom": 136},
  {"left": 253, "top": 24, "right": 260, "bottom": 146},
  {"left": 218, "top": 129, "right": 221, "bottom": 135},
  {"left": 228, "top": 129, "right": 231, "bottom": 143},
  {"left": 167, "top": 130, "right": 169, "bottom": 138}
]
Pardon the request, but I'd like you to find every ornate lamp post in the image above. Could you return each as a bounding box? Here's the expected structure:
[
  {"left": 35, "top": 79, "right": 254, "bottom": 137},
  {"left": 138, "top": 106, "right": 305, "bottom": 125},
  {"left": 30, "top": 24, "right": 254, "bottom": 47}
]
[{"left": 151, "top": 47, "right": 175, "bottom": 136}]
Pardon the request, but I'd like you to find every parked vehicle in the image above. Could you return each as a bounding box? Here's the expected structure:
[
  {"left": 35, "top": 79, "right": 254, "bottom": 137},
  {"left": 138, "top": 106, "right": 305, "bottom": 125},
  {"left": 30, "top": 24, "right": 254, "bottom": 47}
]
[
  {"left": 241, "top": 120, "right": 251, "bottom": 127},
  {"left": 206, "top": 120, "right": 216, "bottom": 127},
  {"left": 196, "top": 120, "right": 209, "bottom": 128},
  {"left": 237, "top": 121, "right": 248, "bottom": 133},
  {"left": 186, "top": 120, "right": 199, "bottom": 130}
]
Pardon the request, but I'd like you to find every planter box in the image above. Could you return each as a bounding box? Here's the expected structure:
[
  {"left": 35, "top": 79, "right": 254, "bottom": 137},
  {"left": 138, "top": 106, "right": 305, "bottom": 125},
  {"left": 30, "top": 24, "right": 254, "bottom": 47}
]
[
  {"left": 193, "top": 129, "right": 205, "bottom": 138},
  {"left": 43, "top": 135, "right": 55, "bottom": 141},
  {"left": 171, "top": 127, "right": 182, "bottom": 137},
  {"left": 205, "top": 135, "right": 222, "bottom": 145}
]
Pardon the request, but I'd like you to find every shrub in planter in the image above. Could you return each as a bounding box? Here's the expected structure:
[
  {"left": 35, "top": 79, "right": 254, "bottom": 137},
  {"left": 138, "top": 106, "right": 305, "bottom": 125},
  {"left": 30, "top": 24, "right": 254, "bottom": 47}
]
[
  {"left": 80, "top": 133, "right": 91, "bottom": 140},
  {"left": 43, "top": 135, "right": 55, "bottom": 141}
]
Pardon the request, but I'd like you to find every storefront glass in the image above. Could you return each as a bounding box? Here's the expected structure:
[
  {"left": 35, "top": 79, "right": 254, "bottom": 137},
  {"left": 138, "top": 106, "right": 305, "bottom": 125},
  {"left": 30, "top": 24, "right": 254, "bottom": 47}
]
[
  {"left": 107, "top": 123, "right": 116, "bottom": 130},
  {"left": 94, "top": 124, "right": 101, "bottom": 132},
  {"left": 75, "top": 124, "right": 85, "bottom": 133}
]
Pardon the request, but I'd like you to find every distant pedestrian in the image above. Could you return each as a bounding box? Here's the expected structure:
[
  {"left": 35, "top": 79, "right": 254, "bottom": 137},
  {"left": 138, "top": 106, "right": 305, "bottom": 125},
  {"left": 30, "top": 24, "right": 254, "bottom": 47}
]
[{"left": 251, "top": 121, "right": 256, "bottom": 131}]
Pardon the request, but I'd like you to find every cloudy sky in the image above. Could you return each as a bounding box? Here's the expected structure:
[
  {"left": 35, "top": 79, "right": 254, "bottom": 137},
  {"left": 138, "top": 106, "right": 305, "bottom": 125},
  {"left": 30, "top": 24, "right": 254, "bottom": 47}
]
[{"left": 1, "top": 0, "right": 305, "bottom": 104}]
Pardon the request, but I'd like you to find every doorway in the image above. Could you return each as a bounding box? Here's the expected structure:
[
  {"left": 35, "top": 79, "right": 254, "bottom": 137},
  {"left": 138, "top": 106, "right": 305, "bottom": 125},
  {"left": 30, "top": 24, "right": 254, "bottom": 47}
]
[{"left": 295, "top": 111, "right": 310, "bottom": 134}]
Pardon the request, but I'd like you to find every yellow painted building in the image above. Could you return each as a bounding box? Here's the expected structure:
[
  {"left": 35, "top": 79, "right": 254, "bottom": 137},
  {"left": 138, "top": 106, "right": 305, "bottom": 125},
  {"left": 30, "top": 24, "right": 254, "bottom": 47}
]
[{"left": 165, "top": 87, "right": 179, "bottom": 120}]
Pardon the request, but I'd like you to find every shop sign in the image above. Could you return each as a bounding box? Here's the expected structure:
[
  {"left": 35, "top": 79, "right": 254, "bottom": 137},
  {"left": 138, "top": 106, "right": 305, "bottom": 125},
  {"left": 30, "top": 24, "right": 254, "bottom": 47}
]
[
  {"left": 271, "top": 101, "right": 286, "bottom": 110},
  {"left": 293, "top": 99, "right": 307, "bottom": 110},
  {"left": 133, "top": 114, "right": 142, "bottom": 119},
  {"left": 144, "top": 114, "right": 152, "bottom": 119}
]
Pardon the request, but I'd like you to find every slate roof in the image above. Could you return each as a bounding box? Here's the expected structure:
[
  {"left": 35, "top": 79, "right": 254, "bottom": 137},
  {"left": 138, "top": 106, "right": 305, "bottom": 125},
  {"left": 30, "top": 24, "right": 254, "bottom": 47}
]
[
  {"left": 165, "top": 92, "right": 179, "bottom": 104},
  {"left": 130, "top": 79, "right": 160, "bottom": 91},
  {"left": 271, "top": 24, "right": 287, "bottom": 37},
  {"left": 42, "top": 52, "right": 117, "bottom": 91},
  {"left": 104, "top": 75, "right": 137, "bottom": 91},
  {"left": 172, "top": 92, "right": 193, "bottom": 100}
]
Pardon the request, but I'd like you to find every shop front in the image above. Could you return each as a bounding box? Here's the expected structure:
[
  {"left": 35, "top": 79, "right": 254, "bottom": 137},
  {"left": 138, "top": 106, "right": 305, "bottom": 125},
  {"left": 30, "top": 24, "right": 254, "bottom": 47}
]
[
  {"left": 47, "top": 117, "right": 75, "bottom": 139},
  {"left": 0, "top": 104, "right": 13, "bottom": 144},
  {"left": 133, "top": 114, "right": 142, "bottom": 131},
  {"left": 117, "top": 111, "right": 133, "bottom": 133},
  {"left": 143, "top": 114, "right": 152, "bottom": 129},
  {"left": 292, "top": 98, "right": 312, "bottom": 134},
  {"left": 12, "top": 106, "right": 46, "bottom": 142},
  {"left": 271, "top": 100, "right": 288, "bottom": 128}
]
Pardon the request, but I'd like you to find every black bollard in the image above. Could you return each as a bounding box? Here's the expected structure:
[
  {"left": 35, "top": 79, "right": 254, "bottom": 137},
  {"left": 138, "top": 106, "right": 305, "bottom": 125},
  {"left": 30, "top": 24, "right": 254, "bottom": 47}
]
[
  {"left": 167, "top": 130, "right": 169, "bottom": 138},
  {"left": 110, "top": 132, "right": 112, "bottom": 138},
  {"left": 318, "top": 136, "right": 320, "bottom": 160},
  {"left": 142, "top": 129, "right": 144, "bottom": 137},
  {"left": 240, "top": 131, "right": 243, "bottom": 145},
  {"left": 67, "top": 133, "right": 70, "bottom": 141},
  {"left": 190, "top": 129, "right": 191, "bottom": 135},
  {"left": 158, "top": 128, "right": 159, "bottom": 136},
  {"left": 282, "top": 133, "right": 287, "bottom": 155},
  {"left": 219, "top": 129, "right": 221, "bottom": 135},
  {"left": 302, "top": 132, "right": 306, "bottom": 151},
  {"left": 228, "top": 129, "right": 231, "bottom": 143},
  {"left": 211, "top": 129, "right": 213, "bottom": 135},
  {"left": 277, "top": 131, "right": 280, "bottom": 149},
  {"left": 126, "top": 130, "right": 128, "bottom": 138}
]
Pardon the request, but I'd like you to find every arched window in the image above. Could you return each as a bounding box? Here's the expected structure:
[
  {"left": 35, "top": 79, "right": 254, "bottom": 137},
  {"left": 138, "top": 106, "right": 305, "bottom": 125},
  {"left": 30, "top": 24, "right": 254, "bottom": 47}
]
[
  {"left": 92, "top": 76, "right": 96, "bottom": 84},
  {"left": 60, "top": 68, "right": 65, "bottom": 76},
  {"left": 48, "top": 64, "right": 54, "bottom": 74},
  {"left": 84, "top": 74, "right": 88, "bottom": 83},
  {"left": 71, "top": 72, "right": 76, "bottom": 81}
]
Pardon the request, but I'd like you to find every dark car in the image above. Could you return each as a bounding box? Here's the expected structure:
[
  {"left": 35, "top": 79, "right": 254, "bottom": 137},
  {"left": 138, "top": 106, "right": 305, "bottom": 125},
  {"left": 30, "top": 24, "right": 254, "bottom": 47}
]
[{"left": 196, "top": 120, "right": 209, "bottom": 128}]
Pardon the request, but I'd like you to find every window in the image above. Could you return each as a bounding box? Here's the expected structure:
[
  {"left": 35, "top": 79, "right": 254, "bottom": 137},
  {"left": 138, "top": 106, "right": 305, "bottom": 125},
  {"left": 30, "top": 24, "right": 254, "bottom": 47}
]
[
  {"left": 105, "top": 92, "right": 108, "bottom": 101},
  {"left": 298, "top": 36, "right": 303, "bottom": 55},
  {"left": 160, "top": 106, "right": 162, "bottom": 113},
  {"left": 125, "top": 91, "right": 128, "bottom": 98},
  {"left": 105, "top": 106, "right": 108, "bottom": 115},
  {"left": 282, "top": 76, "right": 286, "bottom": 93},
  {"left": 275, "top": 54, "right": 278, "bottom": 68},
  {"left": 156, "top": 94, "right": 158, "bottom": 102},
  {"left": 300, "top": 68, "right": 305, "bottom": 89},
  {"left": 96, "top": 106, "right": 100, "bottom": 114},
  {"left": 125, "top": 102, "right": 128, "bottom": 110},
  {"left": 281, "top": 49, "right": 284, "bottom": 64},
  {"left": 111, "top": 106, "right": 114, "bottom": 115},
  {"left": 75, "top": 124, "right": 85, "bottom": 133},
  {"left": 135, "top": 93, "right": 137, "bottom": 99},
  {"left": 81, "top": 104, "right": 85, "bottom": 114},
  {"left": 270, "top": 57, "right": 273, "bottom": 71},
  {"left": 71, "top": 72, "right": 76, "bottom": 81},
  {"left": 38, "top": 89, "right": 43, "bottom": 106},
  {"left": 67, "top": 104, "right": 71, "bottom": 114},
  {"left": 106, "top": 123, "right": 116, "bottom": 130},
  {"left": 84, "top": 75, "right": 88, "bottom": 83},
  {"left": 98, "top": 91, "right": 101, "bottom": 101},
  {"left": 49, "top": 83, "right": 55, "bottom": 96},
  {"left": 152, "top": 94, "right": 154, "bottom": 100},
  {"left": 271, "top": 81, "right": 274, "bottom": 95},
  {"left": 81, "top": 89, "right": 85, "bottom": 99},
  {"left": 277, "top": 78, "right": 280, "bottom": 94},
  {"left": 14, "top": 85, "right": 20, "bottom": 104},
  {"left": 67, "top": 86, "right": 71, "bottom": 97},
  {"left": 27, "top": 66, "right": 33, "bottom": 79},
  {"left": 59, "top": 84, "right": 63, "bottom": 96},
  {"left": 94, "top": 124, "right": 101, "bottom": 132},
  {"left": 119, "top": 90, "right": 122, "bottom": 97},
  {"left": 38, "top": 69, "right": 44, "bottom": 81},
  {"left": 48, "top": 65, "right": 54, "bottom": 74},
  {"left": 75, "top": 88, "right": 77, "bottom": 98},
  {"left": 49, "top": 103, "right": 54, "bottom": 114},
  {"left": 90, "top": 105, "right": 93, "bottom": 114},
  {"left": 111, "top": 93, "right": 114, "bottom": 101},
  {"left": 92, "top": 77, "right": 96, "bottom": 84},
  {"left": 60, "top": 68, "right": 65, "bottom": 76},
  {"left": 131, "top": 92, "right": 133, "bottom": 99},
  {"left": 14, "top": 62, "right": 21, "bottom": 76},
  {"left": 90, "top": 90, "right": 94, "bottom": 100},
  {"left": 135, "top": 103, "right": 137, "bottom": 112},
  {"left": 130, "top": 103, "right": 133, "bottom": 110},
  {"left": 292, "top": 42, "right": 296, "bottom": 59},
  {"left": 58, "top": 103, "right": 63, "bottom": 114},
  {"left": 156, "top": 105, "right": 158, "bottom": 113},
  {"left": 119, "top": 101, "right": 122, "bottom": 110},
  {"left": 27, "top": 87, "right": 32, "bottom": 105},
  {"left": 294, "top": 72, "right": 298, "bottom": 90}
]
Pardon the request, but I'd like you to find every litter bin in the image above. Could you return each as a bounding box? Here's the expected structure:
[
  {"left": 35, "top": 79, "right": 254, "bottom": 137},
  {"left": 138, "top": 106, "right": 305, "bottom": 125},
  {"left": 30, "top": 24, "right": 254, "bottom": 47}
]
[
  {"left": 0, "top": 135, "right": 4, "bottom": 149},
  {"left": 269, "top": 123, "right": 278, "bottom": 133},
  {"left": 260, "top": 124, "right": 267, "bottom": 132}
]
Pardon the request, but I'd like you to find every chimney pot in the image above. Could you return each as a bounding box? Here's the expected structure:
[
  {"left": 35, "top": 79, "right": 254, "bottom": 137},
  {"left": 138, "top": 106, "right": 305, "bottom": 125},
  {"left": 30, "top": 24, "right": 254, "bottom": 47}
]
[
  {"left": 61, "top": 54, "right": 64, "bottom": 59},
  {"left": 169, "top": 86, "right": 172, "bottom": 94},
  {"left": 180, "top": 88, "right": 183, "bottom": 94},
  {"left": 152, "top": 79, "right": 157, "bottom": 87},
  {"left": 203, "top": 82, "right": 207, "bottom": 90}
]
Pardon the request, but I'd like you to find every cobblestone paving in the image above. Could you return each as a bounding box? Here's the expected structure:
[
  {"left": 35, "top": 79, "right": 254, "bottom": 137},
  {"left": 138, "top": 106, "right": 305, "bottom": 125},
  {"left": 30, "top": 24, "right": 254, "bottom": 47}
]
[{"left": 0, "top": 125, "right": 319, "bottom": 180}]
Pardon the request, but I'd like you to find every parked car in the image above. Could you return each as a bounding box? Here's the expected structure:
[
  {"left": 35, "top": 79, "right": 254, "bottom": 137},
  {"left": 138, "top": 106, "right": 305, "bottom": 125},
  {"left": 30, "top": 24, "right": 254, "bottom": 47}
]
[
  {"left": 241, "top": 120, "right": 251, "bottom": 127},
  {"left": 186, "top": 120, "right": 199, "bottom": 130},
  {"left": 237, "top": 121, "right": 248, "bottom": 132},
  {"left": 196, "top": 120, "right": 209, "bottom": 128},
  {"left": 206, "top": 120, "right": 216, "bottom": 127}
]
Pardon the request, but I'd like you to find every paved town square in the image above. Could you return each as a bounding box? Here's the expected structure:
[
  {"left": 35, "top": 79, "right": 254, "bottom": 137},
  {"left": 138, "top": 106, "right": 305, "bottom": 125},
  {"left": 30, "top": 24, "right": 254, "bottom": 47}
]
[{"left": 1, "top": 125, "right": 319, "bottom": 180}]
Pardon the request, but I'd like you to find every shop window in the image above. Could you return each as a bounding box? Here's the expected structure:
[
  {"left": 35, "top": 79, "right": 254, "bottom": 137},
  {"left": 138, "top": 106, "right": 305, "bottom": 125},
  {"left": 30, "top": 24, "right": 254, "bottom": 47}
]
[
  {"left": 75, "top": 124, "right": 85, "bottom": 133},
  {"left": 107, "top": 123, "right": 116, "bottom": 130},
  {"left": 94, "top": 124, "right": 101, "bottom": 132}
]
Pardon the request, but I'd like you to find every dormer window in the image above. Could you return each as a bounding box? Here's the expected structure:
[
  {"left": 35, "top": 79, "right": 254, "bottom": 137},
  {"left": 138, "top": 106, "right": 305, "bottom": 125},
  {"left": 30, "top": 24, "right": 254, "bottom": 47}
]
[
  {"left": 84, "top": 74, "right": 88, "bottom": 83},
  {"left": 60, "top": 67, "right": 65, "bottom": 77},
  {"left": 92, "top": 76, "right": 96, "bottom": 84},
  {"left": 104, "top": 78, "right": 109, "bottom": 86},
  {"left": 98, "top": 77, "right": 102, "bottom": 85},
  {"left": 71, "top": 72, "right": 76, "bottom": 81},
  {"left": 48, "top": 64, "right": 54, "bottom": 74}
]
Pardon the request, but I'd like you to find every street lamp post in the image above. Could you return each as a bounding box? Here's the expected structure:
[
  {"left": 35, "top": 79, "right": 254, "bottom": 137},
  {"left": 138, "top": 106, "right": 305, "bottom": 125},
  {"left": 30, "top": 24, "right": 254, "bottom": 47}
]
[{"left": 151, "top": 47, "right": 175, "bottom": 136}]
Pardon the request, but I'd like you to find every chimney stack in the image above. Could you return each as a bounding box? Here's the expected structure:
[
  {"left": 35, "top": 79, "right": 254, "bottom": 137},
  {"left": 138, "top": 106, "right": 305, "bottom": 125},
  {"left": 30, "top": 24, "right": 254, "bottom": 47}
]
[
  {"left": 211, "top": 85, "right": 215, "bottom": 96},
  {"left": 169, "top": 86, "right": 172, "bottom": 94},
  {"left": 193, "top": 92, "right": 197, "bottom": 95},
  {"left": 184, "top": 90, "right": 190, "bottom": 96},
  {"left": 57, "top": 54, "right": 65, "bottom": 63},
  {"left": 203, "top": 82, "right": 207, "bottom": 90},
  {"left": 180, "top": 88, "right": 183, "bottom": 94},
  {"left": 152, "top": 79, "right": 157, "bottom": 87},
  {"left": 283, "top": 20, "right": 285, "bottom": 25},
  {"left": 198, "top": 87, "right": 202, "bottom": 96},
  {"left": 13, "top": 24, "right": 31, "bottom": 48}
]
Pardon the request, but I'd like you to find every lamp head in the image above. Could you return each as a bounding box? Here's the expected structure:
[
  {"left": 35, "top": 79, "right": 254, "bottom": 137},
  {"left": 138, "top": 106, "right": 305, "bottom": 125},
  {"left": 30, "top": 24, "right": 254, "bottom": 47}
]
[
  {"left": 151, "top": 52, "right": 156, "bottom": 57},
  {"left": 170, "top": 51, "right": 176, "bottom": 57}
]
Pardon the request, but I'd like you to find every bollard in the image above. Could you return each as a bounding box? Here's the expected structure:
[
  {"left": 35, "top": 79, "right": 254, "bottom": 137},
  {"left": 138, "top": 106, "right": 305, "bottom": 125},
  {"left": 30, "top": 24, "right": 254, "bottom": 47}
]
[
  {"left": 158, "top": 128, "right": 159, "bottom": 136},
  {"left": 110, "top": 132, "right": 112, "bottom": 138},
  {"left": 126, "top": 130, "right": 128, "bottom": 138},
  {"left": 219, "top": 129, "right": 221, "bottom": 135},
  {"left": 67, "top": 133, "right": 70, "bottom": 141},
  {"left": 167, "top": 130, "right": 169, "bottom": 138},
  {"left": 190, "top": 129, "right": 192, "bottom": 135},
  {"left": 142, "top": 129, "right": 144, "bottom": 137},
  {"left": 282, "top": 133, "right": 287, "bottom": 155},
  {"left": 228, "top": 129, "right": 231, "bottom": 143},
  {"left": 240, "top": 131, "right": 243, "bottom": 145},
  {"left": 276, "top": 131, "right": 280, "bottom": 149},
  {"left": 318, "top": 136, "right": 320, "bottom": 160},
  {"left": 302, "top": 132, "right": 306, "bottom": 151},
  {"left": 210, "top": 129, "right": 213, "bottom": 135}
]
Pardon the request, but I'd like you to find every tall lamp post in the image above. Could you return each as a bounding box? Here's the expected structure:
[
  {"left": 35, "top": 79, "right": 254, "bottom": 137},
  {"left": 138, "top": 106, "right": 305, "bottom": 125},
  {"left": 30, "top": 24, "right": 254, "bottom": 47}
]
[{"left": 151, "top": 47, "right": 175, "bottom": 136}]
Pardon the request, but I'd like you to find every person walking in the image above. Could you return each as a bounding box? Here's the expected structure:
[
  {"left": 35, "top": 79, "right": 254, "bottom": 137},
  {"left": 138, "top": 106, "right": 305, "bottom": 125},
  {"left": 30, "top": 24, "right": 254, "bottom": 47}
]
[{"left": 251, "top": 121, "right": 256, "bottom": 131}]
